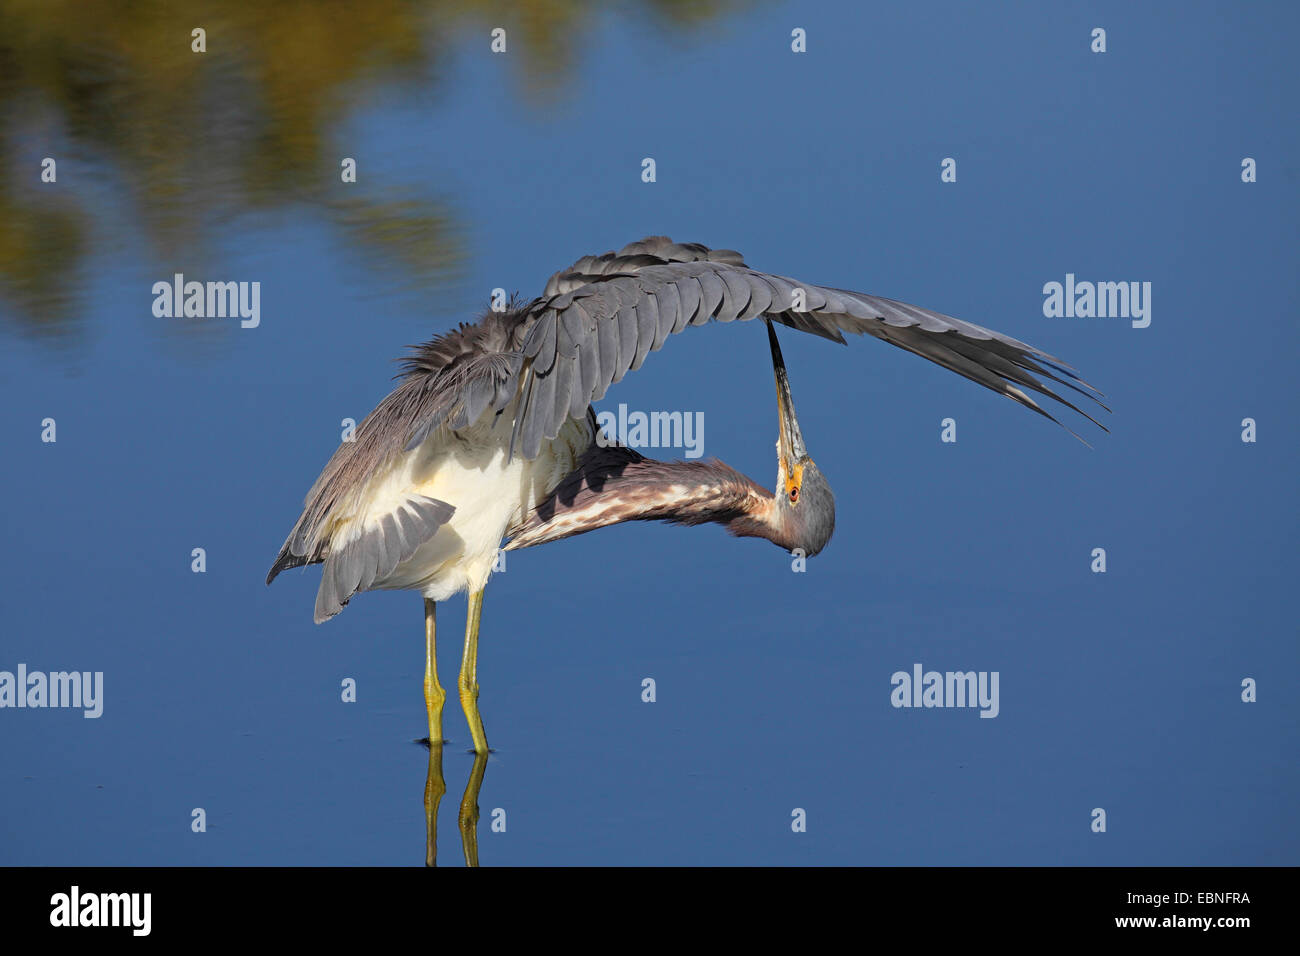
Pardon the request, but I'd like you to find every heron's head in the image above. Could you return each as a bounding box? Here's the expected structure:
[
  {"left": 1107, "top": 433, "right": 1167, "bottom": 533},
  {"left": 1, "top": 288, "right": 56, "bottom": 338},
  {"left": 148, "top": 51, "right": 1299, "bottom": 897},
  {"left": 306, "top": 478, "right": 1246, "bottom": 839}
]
[{"left": 767, "top": 321, "right": 836, "bottom": 557}]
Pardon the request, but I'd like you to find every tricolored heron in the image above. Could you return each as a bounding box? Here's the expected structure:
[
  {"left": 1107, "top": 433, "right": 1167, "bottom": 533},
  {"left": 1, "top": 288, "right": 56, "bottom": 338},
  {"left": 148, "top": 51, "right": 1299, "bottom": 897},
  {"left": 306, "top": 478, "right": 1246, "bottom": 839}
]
[{"left": 267, "top": 237, "right": 1106, "bottom": 753}]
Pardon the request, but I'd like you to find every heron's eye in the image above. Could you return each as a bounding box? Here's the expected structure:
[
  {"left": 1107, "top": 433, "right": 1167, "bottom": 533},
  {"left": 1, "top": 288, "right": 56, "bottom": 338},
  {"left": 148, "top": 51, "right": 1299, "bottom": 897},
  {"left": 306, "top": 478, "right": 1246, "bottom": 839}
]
[{"left": 789, "top": 486, "right": 799, "bottom": 503}]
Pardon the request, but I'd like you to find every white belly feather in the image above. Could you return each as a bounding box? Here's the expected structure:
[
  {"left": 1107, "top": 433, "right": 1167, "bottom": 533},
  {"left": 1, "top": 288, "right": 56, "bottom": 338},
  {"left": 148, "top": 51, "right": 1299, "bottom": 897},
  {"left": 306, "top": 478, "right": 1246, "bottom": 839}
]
[{"left": 332, "top": 405, "right": 592, "bottom": 602}]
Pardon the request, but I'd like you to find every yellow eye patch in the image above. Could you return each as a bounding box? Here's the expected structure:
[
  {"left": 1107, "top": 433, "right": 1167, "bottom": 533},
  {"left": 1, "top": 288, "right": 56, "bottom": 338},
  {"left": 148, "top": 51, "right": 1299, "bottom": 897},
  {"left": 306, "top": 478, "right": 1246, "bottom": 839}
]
[{"left": 785, "top": 461, "right": 804, "bottom": 502}]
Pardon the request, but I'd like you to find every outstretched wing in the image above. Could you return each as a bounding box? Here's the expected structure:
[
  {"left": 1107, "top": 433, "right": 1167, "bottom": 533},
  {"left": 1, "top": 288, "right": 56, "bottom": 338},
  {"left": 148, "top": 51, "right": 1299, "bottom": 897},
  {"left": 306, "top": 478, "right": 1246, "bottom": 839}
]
[{"left": 475, "top": 236, "right": 1107, "bottom": 459}]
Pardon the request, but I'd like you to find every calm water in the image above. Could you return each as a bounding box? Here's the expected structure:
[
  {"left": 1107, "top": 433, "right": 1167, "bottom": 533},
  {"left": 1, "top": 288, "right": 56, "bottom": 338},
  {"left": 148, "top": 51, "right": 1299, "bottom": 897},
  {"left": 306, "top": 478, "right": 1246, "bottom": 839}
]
[{"left": 1, "top": 1, "right": 1296, "bottom": 865}]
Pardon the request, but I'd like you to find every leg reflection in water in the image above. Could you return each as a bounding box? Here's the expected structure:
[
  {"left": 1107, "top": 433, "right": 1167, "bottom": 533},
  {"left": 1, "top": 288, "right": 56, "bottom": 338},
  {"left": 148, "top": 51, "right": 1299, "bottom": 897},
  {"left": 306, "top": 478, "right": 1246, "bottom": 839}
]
[{"left": 423, "top": 744, "right": 489, "bottom": 867}]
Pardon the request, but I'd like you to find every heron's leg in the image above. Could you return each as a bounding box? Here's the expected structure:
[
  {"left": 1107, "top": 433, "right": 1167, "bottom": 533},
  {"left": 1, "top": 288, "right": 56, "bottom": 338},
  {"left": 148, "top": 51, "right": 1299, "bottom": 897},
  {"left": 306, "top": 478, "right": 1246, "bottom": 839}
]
[
  {"left": 423, "top": 741, "right": 445, "bottom": 867},
  {"left": 459, "top": 588, "right": 490, "bottom": 754},
  {"left": 424, "top": 599, "right": 445, "bottom": 745},
  {"left": 458, "top": 751, "right": 488, "bottom": 867}
]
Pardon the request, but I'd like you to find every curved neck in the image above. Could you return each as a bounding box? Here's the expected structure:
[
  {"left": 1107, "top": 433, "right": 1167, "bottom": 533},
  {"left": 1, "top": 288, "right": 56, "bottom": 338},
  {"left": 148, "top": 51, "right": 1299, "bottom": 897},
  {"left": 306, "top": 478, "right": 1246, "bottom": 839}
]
[{"left": 506, "top": 446, "right": 792, "bottom": 551}]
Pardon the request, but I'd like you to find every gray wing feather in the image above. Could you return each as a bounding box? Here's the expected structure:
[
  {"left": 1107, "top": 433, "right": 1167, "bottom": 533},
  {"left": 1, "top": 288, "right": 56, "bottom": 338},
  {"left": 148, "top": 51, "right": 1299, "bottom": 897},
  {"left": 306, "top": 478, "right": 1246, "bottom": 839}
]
[
  {"left": 737, "top": 273, "right": 771, "bottom": 320},
  {"left": 594, "top": 307, "right": 620, "bottom": 401},
  {"left": 312, "top": 495, "right": 455, "bottom": 624},
  {"left": 529, "top": 309, "right": 558, "bottom": 374},
  {"left": 697, "top": 270, "right": 726, "bottom": 324},
  {"left": 645, "top": 289, "right": 669, "bottom": 352},
  {"left": 553, "top": 352, "right": 577, "bottom": 424},
  {"left": 615, "top": 304, "right": 638, "bottom": 381},
  {"left": 674, "top": 272, "right": 701, "bottom": 330},
  {"left": 720, "top": 268, "right": 753, "bottom": 320},
  {"left": 523, "top": 356, "right": 557, "bottom": 457},
  {"left": 633, "top": 301, "right": 657, "bottom": 371},
  {"left": 559, "top": 301, "right": 585, "bottom": 357},
  {"left": 576, "top": 323, "right": 600, "bottom": 415}
]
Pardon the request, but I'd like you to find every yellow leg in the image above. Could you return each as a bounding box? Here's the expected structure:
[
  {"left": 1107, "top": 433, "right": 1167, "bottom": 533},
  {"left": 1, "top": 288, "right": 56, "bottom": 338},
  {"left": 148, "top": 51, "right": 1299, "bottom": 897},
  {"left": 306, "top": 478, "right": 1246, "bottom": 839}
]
[
  {"left": 459, "top": 751, "right": 488, "bottom": 867},
  {"left": 423, "top": 741, "right": 445, "bottom": 867},
  {"left": 459, "top": 588, "right": 490, "bottom": 754},
  {"left": 424, "top": 598, "right": 445, "bottom": 745}
]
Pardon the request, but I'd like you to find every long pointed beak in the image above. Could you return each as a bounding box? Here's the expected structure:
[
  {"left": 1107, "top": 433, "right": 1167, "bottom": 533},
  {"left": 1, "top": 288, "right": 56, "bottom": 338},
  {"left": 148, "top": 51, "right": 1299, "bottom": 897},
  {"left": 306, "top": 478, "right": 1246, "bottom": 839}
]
[{"left": 766, "top": 319, "right": 807, "bottom": 472}]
